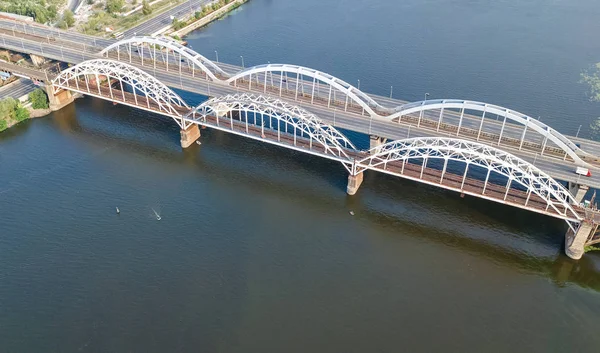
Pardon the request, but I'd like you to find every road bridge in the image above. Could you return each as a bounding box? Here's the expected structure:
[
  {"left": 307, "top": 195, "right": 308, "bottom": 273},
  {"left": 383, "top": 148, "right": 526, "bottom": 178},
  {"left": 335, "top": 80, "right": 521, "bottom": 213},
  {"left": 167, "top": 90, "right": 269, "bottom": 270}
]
[
  {"left": 0, "top": 23, "right": 599, "bottom": 257},
  {"left": 0, "top": 24, "right": 598, "bottom": 190},
  {"left": 18, "top": 57, "right": 595, "bottom": 259}
]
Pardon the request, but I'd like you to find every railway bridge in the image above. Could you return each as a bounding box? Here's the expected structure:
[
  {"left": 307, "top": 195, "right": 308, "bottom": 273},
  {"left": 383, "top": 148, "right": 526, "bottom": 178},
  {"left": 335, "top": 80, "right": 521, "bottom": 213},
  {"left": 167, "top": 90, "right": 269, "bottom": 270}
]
[{"left": 0, "top": 22, "right": 599, "bottom": 258}]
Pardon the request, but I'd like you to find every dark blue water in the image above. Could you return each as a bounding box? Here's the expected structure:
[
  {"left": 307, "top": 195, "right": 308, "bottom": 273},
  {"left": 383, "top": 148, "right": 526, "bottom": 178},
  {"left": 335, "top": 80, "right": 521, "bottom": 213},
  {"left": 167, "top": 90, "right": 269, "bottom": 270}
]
[
  {"left": 2, "top": 0, "right": 600, "bottom": 352},
  {"left": 188, "top": 0, "right": 600, "bottom": 137}
]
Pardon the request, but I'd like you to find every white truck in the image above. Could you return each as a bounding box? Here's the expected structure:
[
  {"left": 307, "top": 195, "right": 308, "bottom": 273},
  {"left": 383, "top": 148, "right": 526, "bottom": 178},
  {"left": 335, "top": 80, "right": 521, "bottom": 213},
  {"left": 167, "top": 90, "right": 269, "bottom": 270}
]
[{"left": 575, "top": 167, "right": 592, "bottom": 177}]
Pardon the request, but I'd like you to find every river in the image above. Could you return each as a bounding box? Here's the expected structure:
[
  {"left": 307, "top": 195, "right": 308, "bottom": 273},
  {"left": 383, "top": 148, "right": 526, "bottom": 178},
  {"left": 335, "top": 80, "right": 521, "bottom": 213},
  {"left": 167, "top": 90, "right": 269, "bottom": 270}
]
[{"left": 1, "top": 0, "right": 600, "bottom": 352}]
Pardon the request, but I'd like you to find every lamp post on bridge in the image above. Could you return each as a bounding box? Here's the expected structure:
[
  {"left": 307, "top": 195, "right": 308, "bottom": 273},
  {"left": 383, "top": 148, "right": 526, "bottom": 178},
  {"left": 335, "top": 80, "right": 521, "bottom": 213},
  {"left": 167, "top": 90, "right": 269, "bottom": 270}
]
[
  {"left": 240, "top": 55, "right": 244, "bottom": 69},
  {"left": 357, "top": 79, "right": 360, "bottom": 90},
  {"left": 215, "top": 50, "right": 219, "bottom": 62},
  {"left": 425, "top": 92, "right": 430, "bottom": 102},
  {"left": 576, "top": 124, "right": 582, "bottom": 138},
  {"left": 390, "top": 86, "right": 393, "bottom": 99}
]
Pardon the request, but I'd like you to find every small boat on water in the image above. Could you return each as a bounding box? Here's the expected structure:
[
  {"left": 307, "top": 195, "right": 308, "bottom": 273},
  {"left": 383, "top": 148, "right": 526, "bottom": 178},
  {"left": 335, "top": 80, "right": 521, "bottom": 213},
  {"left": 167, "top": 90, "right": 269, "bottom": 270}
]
[{"left": 116, "top": 207, "right": 120, "bottom": 214}]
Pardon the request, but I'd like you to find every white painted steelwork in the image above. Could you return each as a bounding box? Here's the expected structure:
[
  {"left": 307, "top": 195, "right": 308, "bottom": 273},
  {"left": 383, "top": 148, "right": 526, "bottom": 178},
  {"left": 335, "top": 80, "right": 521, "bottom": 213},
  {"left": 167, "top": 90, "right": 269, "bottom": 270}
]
[
  {"left": 390, "top": 99, "right": 588, "bottom": 166},
  {"left": 225, "top": 64, "right": 382, "bottom": 116},
  {"left": 187, "top": 93, "right": 356, "bottom": 166},
  {"left": 99, "top": 36, "right": 227, "bottom": 81},
  {"left": 52, "top": 59, "right": 189, "bottom": 119},
  {"left": 356, "top": 137, "right": 581, "bottom": 225},
  {"left": 94, "top": 37, "right": 589, "bottom": 167}
]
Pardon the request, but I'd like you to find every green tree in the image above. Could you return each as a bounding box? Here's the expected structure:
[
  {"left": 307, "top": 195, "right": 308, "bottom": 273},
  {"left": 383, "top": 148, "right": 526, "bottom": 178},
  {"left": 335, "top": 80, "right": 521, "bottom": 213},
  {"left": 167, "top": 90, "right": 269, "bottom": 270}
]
[
  {"left": 0, "top": 119, "right": 7, "bottom": 132},
  {"left": 581, "top": 63, "right": 600, "bottom": 102},
  {"left": 63, "top": 9, "right": 75, "bottom": 27},
  {"left": 56, "top": 19, "right": 68, "bottom": 29},
  {"left": 106, "top": 0, "right": 124, "bottom": 13},
  {"left": 48, "top": 5, "right": 58, "bottom": 21},
  {"left": 29, "top": 88, "right": 49, "bottom": 109},
  {"left": 142, "top": 0, "right": 152, "bottom": 15},
  {"left": 0, "top": 97, "right": 17, "bottom": 120},
  {"left": 14, "top": 105, "right": 29, "bottom": 122}
]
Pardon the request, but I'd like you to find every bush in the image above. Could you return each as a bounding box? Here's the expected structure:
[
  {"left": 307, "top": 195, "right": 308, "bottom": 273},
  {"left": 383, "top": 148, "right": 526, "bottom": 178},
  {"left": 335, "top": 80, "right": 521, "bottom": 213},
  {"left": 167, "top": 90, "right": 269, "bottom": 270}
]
[
  {"left": 14, "top": 106, "right": 29, "bottom": 122},
  {"left": 63, "top": 9, "right": 75, "bottom": 27},
  {"left": 142, "top": 0, "right": 152, "bottom": 15},
  {"left": 0, "top": 119, "right": 7, "bottom": 132},
  {"left": 56, "top": 19, "right": 68, "bottom": 29},
  {"left": 106, "top": 0, "right": 124, "bottom": 13},
  {"left": 171, "top": 18, "right": 186, "bottom": 30},
  {"left": 29, "top": 88, "right": 49, "bottom": 109}
]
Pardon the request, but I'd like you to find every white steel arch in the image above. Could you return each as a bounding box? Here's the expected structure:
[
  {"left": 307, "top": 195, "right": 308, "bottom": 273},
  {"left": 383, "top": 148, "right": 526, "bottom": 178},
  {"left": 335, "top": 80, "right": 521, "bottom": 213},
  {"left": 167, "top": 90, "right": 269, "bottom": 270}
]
[
  {"left": 53, "top": 59, "right": 189, "bottom": 117},
  {"left": 389, "top": 99, "right": 587, "bottom": 166},
  {"left": 99, "top": 36, "right": 227, "bottom": 81},
  {"left": 357, "top": 137, "right": 581, "bottom": 223},
  {"left": 225, "top": 64, "right": 387, "bottom": 116},
  {"left": 187, "top": 93, "right": 356, "bottom": 161}
]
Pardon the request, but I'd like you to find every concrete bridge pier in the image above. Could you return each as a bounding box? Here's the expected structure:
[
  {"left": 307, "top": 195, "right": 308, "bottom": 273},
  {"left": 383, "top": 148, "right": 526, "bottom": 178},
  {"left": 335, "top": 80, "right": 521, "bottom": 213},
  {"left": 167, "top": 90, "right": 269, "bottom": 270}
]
[
  {"left": 30, "top": 54, "right": 47, "bottom": 68},
  {"left": 180, "top": 124, "right": 201, "bottom": 148},
  {"left": 45, "top": 84, "right": 74, "bottom": 110},
  {"left": 568, "top": 182, "right": 589, "bottom": 204},
  {"left": 347, "top": 173, "right": 364, "bottom": 195},
  {"left": 565, "top": 221, "right": 598, "bottom": 260},
  {"left": 370, "top": 135, "right": 387, "bottom": 151}
]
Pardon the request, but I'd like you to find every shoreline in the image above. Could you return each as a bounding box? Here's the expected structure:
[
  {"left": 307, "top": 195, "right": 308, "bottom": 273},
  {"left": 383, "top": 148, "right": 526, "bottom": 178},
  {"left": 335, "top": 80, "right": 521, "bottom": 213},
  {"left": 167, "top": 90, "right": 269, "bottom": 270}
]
[{"left": 169, "top": 0, "right": 248, "bottom": 38}]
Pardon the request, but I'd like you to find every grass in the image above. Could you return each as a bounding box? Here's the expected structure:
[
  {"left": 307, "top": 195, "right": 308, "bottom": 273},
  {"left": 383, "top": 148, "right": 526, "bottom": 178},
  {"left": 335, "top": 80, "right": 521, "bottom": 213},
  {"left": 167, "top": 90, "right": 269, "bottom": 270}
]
[{"left": 584, "top": 245, "right": 600, "bottom": 253}]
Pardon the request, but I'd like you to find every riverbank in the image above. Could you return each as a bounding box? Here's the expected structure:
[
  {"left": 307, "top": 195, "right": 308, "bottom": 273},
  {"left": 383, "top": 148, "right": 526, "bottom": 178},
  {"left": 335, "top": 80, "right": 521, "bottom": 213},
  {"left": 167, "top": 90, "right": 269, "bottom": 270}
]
[{"left": 168, "top": 0, "right": 247, "bottom": 38}]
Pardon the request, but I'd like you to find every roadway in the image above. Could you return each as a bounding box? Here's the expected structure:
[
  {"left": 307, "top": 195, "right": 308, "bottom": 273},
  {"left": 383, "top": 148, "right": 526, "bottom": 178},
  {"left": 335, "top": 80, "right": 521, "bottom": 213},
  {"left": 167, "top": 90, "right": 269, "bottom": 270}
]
[
  {"left": 124, "top": 0, "right": 214, "bottom": 37},
  {"left": 0, "top": 78, "right": 36, "bottom": 100},
  {"left": 1, "top": 23, "right": 600, "bottom": 190}
]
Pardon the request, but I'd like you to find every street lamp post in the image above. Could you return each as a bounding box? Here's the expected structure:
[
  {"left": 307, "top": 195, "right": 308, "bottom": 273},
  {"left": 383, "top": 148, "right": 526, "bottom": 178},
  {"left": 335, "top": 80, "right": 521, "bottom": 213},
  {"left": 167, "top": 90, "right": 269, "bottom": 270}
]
[
  {"left": 240, "top": 55, "right": 244, "bottom": 69},
  {"left": 215, "top": 50, "right": 219, "bottom": 62},
  {"left": 425, "top": 92, "right": 430, "bottom": 101},
  {"left": 576, "top": 124, "right": 582, "bottom": 138},
  {"left": 357, "top": 79, "right": 360, "bottom": 90},
  {"left": 390, "top": 86, "right": 393, "bottom": 99}
]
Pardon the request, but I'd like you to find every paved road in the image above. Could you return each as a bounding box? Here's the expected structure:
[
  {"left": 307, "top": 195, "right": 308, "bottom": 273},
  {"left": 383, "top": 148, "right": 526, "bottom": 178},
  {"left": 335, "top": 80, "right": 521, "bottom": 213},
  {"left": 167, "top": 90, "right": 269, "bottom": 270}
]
[
  {"left": 0, "top": 78, "right": 36, "bottom": 100},
  {"left": 124, "top": 0, "right": 214, "bottom": 37},
  {"left": 1, "top": 25, "right": 600, "bottom": 191}
]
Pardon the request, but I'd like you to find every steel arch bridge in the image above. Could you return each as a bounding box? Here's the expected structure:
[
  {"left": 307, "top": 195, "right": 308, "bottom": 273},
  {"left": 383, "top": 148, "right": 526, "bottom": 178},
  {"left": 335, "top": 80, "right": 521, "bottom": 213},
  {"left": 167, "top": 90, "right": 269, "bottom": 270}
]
[
  {"left": 186, "top": 93, "right": 357, "bottom": 169},
  {"left": 97, "top": 37, "right": 587, "bottom": 167},
  {"left": 355, "top": 137, "right": 582, "bottom": 226},
  {"left": 52, "top": 59, "right": 190, "bottom": 123},
  {"left": 99, "top": 36, "right": 227, "bottom": 81},
  {"left": 389, "top": 99, "right": 588, "bottom": 166},
  {"left": 225, "top": 64, "right": 384, "bottom": 116}
]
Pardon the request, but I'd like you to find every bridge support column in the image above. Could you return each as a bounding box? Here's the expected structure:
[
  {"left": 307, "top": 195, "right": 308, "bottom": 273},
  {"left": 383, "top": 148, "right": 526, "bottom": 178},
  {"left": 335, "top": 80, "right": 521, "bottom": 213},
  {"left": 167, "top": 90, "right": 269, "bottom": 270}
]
[
  {"left": 45, "top": 84, "right": 74, "bottom": 110},
  {"left": 369, "top": 135, "right": 386, "bottom": 151},
  {"left": 180, "top": 124, "right": 200, "bottom": 148},
  {"left": 568, "top": 182, "right": 589, "bottom": 204},
  {"left": 30, "top": 54, "right": 47, "bottom": 68},
  {"left": 565, "top": 221, "right": 598, "bottom": 260},
  {"left": 347, "top": 173, "right": 363, "bottom": 196}
]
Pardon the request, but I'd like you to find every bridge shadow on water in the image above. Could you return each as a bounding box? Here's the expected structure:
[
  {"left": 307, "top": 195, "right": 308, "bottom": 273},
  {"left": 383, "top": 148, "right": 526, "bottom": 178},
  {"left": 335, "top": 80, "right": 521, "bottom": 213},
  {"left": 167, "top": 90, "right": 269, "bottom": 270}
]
[{"left": 45, "top": 97, "right": 600, "bottom": 293}]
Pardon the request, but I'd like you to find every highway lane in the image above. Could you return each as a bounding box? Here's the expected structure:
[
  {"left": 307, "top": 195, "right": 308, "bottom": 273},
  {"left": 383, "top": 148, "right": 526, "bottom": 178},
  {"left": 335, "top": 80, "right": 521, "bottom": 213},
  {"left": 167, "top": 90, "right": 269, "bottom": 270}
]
[
  {"left": 0, "top": 78, "right": 36, "bottom": 99},
  {"left": 124, "top": 0, "right": 214, "bottom": 37},
  {"left": 1, "top": 32, "right": 600, "bottom": 190}
]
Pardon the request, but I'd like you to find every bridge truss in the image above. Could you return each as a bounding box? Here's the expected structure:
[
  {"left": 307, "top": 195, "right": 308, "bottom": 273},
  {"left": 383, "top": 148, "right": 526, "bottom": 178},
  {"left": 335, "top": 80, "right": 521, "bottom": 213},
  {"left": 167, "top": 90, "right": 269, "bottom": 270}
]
[
  {"left": 390, "top": 99, "right": 587, "bottom": 166},
  {"left": 186, "top": 93, "right": 357, "bottom": 170},
  {"left": 356, "top": 137, "right": 582, "bottom": 226},
  {"left": 99, "top": 36, "right": 227, "bottom": 81},
  {"left": 52, "top": 59, "right": 190, "bottom": 124},
  {"left": 95, "top": 37, "right": 589, "bottom": 167}
]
